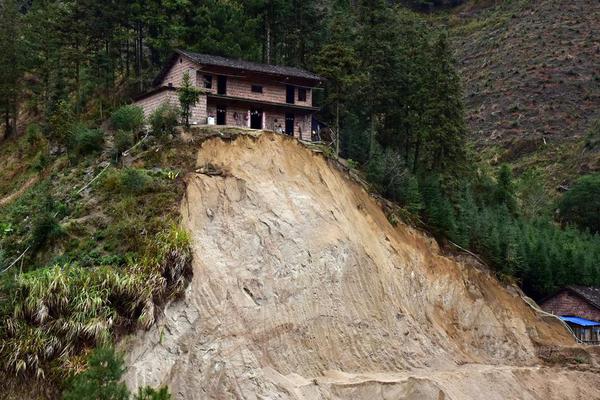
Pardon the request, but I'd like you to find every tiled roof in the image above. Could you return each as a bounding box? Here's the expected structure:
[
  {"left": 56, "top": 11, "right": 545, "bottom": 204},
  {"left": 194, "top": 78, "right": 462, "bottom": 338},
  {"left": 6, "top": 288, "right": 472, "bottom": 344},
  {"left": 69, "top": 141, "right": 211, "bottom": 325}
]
[
  {"left": 177, "top": 49, "right": 323, "bottom": 81},
  {"left": 568, "top": 286, "right": 600, "bottom": 309}
]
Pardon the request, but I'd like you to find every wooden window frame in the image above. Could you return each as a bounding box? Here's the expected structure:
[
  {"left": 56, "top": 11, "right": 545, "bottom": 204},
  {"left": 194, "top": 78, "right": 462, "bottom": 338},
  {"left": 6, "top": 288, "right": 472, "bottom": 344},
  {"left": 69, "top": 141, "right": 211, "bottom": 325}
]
[
  {"left": 204, "top": 74, "right": 213, "bottom": 89},
  {"left": 298, "top": 88, "right": 307, "bottom": 102}
]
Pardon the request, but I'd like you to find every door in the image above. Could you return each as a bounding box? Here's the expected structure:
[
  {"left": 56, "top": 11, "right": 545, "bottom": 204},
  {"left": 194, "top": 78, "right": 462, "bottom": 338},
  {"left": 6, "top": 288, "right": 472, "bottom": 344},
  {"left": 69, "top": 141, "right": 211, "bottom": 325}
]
[
  {"left": 285, "top": 113, "right": 294, "bottom": 136},
  {"left": 217, "top": 75, "right": 227, "bottom": 95},
  {"left": 250, "top": 109, "right": 263, "bottom": 129},
  {"left": 286, "top": 85, "right": 295, "bottom": 104},
  {"left": 216, "top": 106, "right": 226, "bottom": 125}
]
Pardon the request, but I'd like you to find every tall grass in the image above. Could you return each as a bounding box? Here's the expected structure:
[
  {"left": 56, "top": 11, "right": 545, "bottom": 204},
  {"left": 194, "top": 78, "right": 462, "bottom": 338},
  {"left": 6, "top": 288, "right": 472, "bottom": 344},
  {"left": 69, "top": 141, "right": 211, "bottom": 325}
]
[{"left": 0, "top": 225, "right": 192, "bottom": 379}]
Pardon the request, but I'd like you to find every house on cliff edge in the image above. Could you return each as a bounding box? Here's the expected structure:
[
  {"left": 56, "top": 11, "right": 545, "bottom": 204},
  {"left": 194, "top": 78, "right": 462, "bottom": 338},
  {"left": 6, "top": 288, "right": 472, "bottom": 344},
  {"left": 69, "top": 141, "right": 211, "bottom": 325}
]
[{"left": 134, "top": 49, "right": 323, "bottom": 141}]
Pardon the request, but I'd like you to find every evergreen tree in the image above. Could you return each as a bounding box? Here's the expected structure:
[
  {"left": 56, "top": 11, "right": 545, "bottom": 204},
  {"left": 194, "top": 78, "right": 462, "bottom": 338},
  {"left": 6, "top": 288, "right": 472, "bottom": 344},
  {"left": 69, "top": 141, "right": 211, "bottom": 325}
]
[
  {"left": 63, "top": 347, "right": 130, "bottom": 400},
  {"left": 495, "top": 164, "right": 517, "bottom": 213},
  {"left": 559, "top": 173, "right": 600, "bottom": 233},
  {"left": 0, "top": 0, "right": 26, "bottom": 139},
  {"left": 178, "top": 72, "right": 200, "bottom": 128},
  {"left": 315, "top": 42, "right": 361, "bottom": 156}
]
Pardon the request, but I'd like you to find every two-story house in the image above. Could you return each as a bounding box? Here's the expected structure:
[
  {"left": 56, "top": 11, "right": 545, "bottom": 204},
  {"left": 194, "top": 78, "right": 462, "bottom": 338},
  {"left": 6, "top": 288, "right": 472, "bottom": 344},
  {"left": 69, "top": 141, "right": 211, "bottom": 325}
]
[{"left": 134, "top": 49, "right": 323, "bottom": 141}]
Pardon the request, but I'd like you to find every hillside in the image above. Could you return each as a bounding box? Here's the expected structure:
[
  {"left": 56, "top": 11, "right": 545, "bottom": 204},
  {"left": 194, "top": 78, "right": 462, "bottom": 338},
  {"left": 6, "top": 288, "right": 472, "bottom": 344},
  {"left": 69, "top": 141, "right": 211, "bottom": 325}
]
[
  {"left": 447, "top": 0, "right": 600, "bottom": 186},
  {"left": 120, "top": 131, "right": 600, "bottom": 399}
]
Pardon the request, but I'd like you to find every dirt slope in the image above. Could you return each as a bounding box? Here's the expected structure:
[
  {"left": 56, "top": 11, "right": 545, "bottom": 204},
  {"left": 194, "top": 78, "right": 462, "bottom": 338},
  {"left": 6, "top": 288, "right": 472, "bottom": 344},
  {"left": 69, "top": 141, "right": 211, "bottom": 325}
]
[{"left": 122, "top": 132, "right": 600, "bottom": 399}]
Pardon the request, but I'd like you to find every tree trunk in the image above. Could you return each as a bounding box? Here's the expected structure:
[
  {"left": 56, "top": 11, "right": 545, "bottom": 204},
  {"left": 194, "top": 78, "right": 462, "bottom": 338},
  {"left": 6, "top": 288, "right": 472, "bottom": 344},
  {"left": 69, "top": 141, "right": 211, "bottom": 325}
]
[
  {"left": 413, "top": 136, "right": 421, "bottom": 173},
  {"left": 4, "top": 108, "right": 10, "bottom": 139},
  {"left": 10, "top": 100, "right": 17, "bottom": 137},
  {"left": 335, "top": 99, "right": 340, "bottom": 157},
  {"left": 369, "top": 113, "right": 376, "bottom": 159},
  {"left": 265, "top": 17, "right": 271, "bottom": 64},
  {"left": 137, "top": 22, "right": 143, "bottom": 92}
]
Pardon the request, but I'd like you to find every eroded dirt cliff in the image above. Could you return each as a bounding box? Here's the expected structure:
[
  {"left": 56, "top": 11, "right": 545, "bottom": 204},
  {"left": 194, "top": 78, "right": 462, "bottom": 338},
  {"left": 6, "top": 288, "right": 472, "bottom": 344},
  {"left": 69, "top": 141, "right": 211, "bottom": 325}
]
[{"left": 122, "top": 131, "right": 600, "bottom": 399}]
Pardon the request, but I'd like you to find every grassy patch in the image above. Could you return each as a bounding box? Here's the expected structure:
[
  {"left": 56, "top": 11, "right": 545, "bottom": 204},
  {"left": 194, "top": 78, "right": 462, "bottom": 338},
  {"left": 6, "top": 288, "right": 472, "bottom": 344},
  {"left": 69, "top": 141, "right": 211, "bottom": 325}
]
[{"left": 0, "top": 130, "right": 199, "bottom": 388}]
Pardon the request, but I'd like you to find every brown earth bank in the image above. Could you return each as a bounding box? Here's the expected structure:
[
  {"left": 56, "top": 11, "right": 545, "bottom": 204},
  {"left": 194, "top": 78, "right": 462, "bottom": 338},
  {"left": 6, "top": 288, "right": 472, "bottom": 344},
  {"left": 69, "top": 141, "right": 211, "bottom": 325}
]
[{"left": 121, "top": 131, "right": 600, "bottom": 399}]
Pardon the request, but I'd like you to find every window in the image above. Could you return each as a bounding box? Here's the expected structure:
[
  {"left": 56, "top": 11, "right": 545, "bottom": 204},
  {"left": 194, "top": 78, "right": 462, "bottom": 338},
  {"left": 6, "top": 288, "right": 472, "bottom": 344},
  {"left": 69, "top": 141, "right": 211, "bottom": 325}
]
[
  {"left": 251, "top": 85, "right": 263, "bottom": 93},
  {"left": 204, "top": 74, "right": 213, "bottom": 89},
  {"left": 286, "top": 85, "right": 295, "bottom": 104},
  {"left": 298, "top": 88, "right": 307, "bottom": 102},
  {"left": 217, "top": 75, "right": 227, "bottom": 95}
]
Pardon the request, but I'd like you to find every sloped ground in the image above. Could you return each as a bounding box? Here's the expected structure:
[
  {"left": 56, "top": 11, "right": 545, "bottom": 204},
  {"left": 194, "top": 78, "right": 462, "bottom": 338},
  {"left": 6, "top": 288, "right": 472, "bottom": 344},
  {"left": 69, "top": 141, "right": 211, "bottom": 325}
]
[
  {"left": 448, "top": 0, "right": 600, "bottom": 182},
  {"left": 122, "top": 132, "right": 600, "bottom": 399}
]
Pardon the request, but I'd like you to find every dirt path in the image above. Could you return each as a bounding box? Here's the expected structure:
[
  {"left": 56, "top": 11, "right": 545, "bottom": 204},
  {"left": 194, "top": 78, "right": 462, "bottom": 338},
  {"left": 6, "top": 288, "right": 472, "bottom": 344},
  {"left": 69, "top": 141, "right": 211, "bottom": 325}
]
[
  {"left": 122, "top": 132, "right": 599, "bottom": 400},
  {"left": 0, "top": 175, "right": 38, "bottom": 208}
]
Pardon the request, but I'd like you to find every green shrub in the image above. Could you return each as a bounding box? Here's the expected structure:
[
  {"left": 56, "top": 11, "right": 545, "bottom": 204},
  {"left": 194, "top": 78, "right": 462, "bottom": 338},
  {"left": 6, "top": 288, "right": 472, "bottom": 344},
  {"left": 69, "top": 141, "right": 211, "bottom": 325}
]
[
  {"left": 69, "top": 124, "right": 105, "bottom": 156},
  {"left": 133, "top": 386, "right": 172, "bottom": 400},
  {"left": 114, "top": 130, "right": 134, "bottom": 155},
  {"left": 30, "top": 211, "right": 60, "bottom": 251},
  {"left": 346, "top": 159, "right": 359, "bottom": 169},
  {"left": 63, "top": 347, "right": 172, "bottom": 400},
  {"left": 32, "top": 151, "right": 49, "bottom": 172},
  {"left": 111, "top": 105, "right": 145, "bottom": 132},
  {"left": 559, "top": 173, "right": 600, "bottom": 233},
  {"left": 25, "top": 123, "right": 42, "bottom": 147},
  {"left": 47, "top": 100, "right": 75, "bottom": 143},
  {"left": 122, "top": 169, "right": 151, "bottom": 193},
  {"left": 101, "top": 168, "right": 154, "bottom": 194},
  {"left": 63, "top": 347, "right": 129, "bottom": 400},
  {"left": 149, "top": 103, "right": 179, "bottom": 137}
]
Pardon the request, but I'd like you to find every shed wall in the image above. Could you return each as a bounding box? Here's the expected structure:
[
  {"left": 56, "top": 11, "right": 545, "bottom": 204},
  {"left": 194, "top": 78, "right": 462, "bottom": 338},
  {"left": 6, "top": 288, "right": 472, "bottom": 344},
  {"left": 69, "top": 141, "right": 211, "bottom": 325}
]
[{"left": 541, "top": 291, "right": 600, "bottom": 321}]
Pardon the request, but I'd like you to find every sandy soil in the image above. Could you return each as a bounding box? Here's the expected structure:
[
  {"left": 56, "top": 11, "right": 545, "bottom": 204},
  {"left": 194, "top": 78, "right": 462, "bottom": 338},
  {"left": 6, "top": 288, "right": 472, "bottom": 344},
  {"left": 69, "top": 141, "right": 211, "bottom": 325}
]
[{"left": 122, "top": 132, "right": 600, "bottom": 399}]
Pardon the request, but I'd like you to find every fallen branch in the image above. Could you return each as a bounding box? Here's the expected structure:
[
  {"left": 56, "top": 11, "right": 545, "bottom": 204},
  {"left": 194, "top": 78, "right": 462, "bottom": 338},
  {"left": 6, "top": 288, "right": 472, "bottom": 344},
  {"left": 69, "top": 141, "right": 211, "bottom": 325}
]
[
  {"left": 122, "top": 132, "right": 149, "bottom": 157},
  {"left": 1, "top": 246, "right": 30, "bottom": 274},
  {"left": 448, "top": 240, "right": 488, "bottom": 267},
  {"left": 76, "top": 163, "right": 110, "bottom": 196}
]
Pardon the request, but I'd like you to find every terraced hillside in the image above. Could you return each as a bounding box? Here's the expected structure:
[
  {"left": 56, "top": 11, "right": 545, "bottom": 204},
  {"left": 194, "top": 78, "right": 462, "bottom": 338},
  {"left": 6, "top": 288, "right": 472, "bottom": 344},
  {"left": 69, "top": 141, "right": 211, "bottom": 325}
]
[{"left": 447, "top": 0, "right": 600, "bottom": 186}]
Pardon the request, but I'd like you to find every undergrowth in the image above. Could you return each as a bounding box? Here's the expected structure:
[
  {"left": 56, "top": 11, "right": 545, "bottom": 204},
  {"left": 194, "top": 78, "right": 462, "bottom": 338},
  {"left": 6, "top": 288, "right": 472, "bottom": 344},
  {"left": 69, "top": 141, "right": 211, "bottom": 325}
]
[{"left": 0, "top": 129, "right": 197, "bottom": 388}]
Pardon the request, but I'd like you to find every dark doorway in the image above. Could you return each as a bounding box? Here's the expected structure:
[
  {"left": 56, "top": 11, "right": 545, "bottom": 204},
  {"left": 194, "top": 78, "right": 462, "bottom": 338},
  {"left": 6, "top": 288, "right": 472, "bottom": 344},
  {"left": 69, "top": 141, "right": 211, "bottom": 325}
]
[
  {"left": 217, "top": 75, "right": 227, "bottom": 95},
  {"left": 216, "top": 106, "right": 226, "bottom": 125},
  {"left": 250, "top": 109, "right": 263, "bottom": 129},
  {"left": 286, "top": 85, "right": 295, "bottom": 104},
  {"left": 285, "top": 113, "right": 294, "bottom": 136}
]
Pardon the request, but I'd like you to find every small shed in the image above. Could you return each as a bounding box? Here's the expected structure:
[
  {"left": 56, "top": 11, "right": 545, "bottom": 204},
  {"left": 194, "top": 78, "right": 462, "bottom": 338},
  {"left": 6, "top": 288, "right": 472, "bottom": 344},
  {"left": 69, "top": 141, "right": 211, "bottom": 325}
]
[
  {"left": 541, "top": 286, "right": 600, "bottom": 344},
  {"left": 560, "top": 316, "right": 600, "bottom": 344}
]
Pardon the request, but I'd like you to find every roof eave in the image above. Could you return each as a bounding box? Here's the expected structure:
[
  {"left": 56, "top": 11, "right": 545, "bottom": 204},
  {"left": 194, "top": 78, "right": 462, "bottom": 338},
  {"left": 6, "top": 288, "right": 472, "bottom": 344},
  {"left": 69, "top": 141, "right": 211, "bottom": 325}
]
[{"left": 566, "top": 286, "right": 600, "bottom": 310}]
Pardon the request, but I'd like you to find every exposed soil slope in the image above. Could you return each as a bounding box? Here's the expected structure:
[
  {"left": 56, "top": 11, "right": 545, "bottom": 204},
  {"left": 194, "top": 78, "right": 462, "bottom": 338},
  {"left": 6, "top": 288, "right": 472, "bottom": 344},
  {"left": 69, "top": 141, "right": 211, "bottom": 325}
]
[
  {"left": 449, "top": 0, "right": 600, "bottom": 180},
  {"left": 122, "top": 132, "right": 600, "bottom": 399}
]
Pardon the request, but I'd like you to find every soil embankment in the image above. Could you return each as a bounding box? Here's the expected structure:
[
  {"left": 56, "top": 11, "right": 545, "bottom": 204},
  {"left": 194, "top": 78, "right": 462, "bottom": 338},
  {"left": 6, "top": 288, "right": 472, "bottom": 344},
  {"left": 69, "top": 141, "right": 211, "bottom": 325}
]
[{"left": 123, "top": 132, "right": 600, "bottom": 399}]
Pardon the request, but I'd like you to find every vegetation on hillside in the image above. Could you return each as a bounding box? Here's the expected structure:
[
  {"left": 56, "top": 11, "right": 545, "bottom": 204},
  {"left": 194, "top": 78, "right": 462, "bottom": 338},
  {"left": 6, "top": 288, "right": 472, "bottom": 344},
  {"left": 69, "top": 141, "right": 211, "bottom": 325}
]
[
  {"left": 63, "top": 347, "right": 171, "bottom": 400},
  {"left": 0, "top": 0, "right": 599, "bottom": 393},
  {"left": 0, "top": 106, "right": 196, "bottom": 392},
  {"left": 441, "top": 0, "right": 600, "bottom": 187}
]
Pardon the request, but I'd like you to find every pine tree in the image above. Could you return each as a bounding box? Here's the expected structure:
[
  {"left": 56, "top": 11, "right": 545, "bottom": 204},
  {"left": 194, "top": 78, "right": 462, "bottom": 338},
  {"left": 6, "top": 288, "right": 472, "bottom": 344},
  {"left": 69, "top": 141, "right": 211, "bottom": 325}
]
[
  {"left": 495, "top": 164, "right": 517, "bottom": 213},
  {"left": 0, "top": 0, "right": 26, "bottom": 139},
  {"left": 178, "top": 72, "right": 200, "bottom": 128},
  {"left": 315, "top": 42, "right": 361, "bottom": 156},
  {"left": 63, "top": 347, "right": 130, "bottom": 400}
]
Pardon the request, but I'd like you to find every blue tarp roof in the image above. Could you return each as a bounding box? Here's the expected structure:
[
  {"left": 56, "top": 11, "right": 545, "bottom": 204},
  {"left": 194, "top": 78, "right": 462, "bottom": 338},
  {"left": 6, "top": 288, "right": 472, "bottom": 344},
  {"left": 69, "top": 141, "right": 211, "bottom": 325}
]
[{"left": 560, "top": 316, "right": 600, "bottom": 327}]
